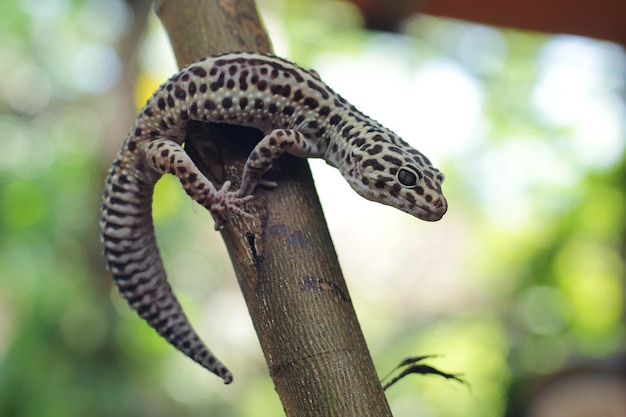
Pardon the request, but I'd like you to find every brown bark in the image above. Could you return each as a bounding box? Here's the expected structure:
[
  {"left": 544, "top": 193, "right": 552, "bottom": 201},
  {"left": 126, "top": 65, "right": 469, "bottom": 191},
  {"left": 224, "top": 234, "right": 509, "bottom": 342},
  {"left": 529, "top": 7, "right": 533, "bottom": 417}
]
[{"left": 154, "top": 0, "right": 392, "bottom": 415}]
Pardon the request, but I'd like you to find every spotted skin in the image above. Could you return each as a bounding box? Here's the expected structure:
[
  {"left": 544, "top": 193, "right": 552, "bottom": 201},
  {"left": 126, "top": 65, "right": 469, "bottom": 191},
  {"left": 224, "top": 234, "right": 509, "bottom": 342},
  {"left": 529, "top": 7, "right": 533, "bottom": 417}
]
[{"left": 101, "top": 52, "right": 447, "bottom": 384}]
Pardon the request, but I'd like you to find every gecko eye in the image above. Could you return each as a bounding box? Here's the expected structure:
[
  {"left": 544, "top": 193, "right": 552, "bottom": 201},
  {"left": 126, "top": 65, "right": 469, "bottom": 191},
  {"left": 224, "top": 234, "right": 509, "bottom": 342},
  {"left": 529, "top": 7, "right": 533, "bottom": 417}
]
[{"left": 397, "top": 167, "right": 421, "bottom": 188}]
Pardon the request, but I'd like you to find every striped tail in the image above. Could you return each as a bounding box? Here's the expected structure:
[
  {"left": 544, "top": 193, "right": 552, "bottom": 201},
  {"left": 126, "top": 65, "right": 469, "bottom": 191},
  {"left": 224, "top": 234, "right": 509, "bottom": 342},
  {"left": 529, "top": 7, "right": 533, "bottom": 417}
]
[{"left": 100, "top": 148, "right": 233, "bottom": 384}]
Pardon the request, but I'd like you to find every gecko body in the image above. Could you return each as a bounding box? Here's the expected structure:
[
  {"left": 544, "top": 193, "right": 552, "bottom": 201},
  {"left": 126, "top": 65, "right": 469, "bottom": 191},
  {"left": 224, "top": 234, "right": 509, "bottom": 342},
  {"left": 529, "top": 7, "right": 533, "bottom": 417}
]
[{"left": 101, "top": 52, "right": 447, "bottom": 384}]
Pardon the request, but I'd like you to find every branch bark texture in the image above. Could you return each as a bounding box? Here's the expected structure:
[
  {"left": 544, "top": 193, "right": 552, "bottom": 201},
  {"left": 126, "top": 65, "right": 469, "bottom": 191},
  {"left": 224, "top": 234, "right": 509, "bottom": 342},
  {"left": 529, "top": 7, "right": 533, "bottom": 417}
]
[{"left": 155, "top": 0, "right": 392, "bottom": 415}]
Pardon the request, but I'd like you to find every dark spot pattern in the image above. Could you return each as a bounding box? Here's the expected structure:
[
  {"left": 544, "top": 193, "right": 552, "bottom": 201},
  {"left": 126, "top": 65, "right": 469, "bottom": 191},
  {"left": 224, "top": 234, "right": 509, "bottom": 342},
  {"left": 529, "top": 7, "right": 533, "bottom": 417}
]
[
  {"left": 319, "top": 106, "right": 330, "bottom": 117},
  {"left": 366, "top": 144, "right": 383, "bottom": 155},
  {"left": 210, "top": 73, "right": 225, "bottom": 91},
  {"left": 174, "top": 87, "right": 186, "bottom": 99},
  {"left": 363, "top": 159, "right": 386, "bottom": 171},
  {"left": 239, "top": 71, "right": 249, "bottom": 90},
  {"left": 329, "top": 115, "right": 341, "bottom": 125},
  {"left": 352, "top": 138, "right": 366, "bottom": 147},
  {"left": 189, "top": 66, "right": 207, "bottom": 77},
  {"left": 306, "top": 80, "right": 330, "bottom": 99},
  {"left": 383, "top": 155, "right": 402, "bottom": 166},
  {"left": 303, "top": 97, "right": 319, "bottom": 109}
]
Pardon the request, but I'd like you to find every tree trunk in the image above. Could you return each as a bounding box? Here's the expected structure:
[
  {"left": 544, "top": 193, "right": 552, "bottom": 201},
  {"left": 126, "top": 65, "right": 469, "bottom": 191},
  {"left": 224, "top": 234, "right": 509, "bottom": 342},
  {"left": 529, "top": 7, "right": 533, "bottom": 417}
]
[{"left": 154, "top": 0, "right": 393, "bottom": 415}]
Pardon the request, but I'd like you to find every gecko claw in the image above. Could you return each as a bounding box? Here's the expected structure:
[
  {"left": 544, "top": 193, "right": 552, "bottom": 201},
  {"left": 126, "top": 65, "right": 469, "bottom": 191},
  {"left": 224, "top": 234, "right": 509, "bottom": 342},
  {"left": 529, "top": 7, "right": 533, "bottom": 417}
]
[
  {"left": 257, "top": 178, "right": 278, "bottom": 189},
  {"left": 237, "top": 176, "right": 278, "bottom": 198},
  {"left": 207, "top": 181, "right": 256, "bottom": 229}
]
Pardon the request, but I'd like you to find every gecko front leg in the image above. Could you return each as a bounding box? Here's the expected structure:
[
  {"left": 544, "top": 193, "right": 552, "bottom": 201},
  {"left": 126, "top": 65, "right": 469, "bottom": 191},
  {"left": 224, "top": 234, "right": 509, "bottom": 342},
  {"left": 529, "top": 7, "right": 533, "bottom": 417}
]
[
  {"left": 143, "top": 138, "right": 254, "bottom": 229},
  {"left": 238, "top": 129, "right": 325, "bottom": 197}
]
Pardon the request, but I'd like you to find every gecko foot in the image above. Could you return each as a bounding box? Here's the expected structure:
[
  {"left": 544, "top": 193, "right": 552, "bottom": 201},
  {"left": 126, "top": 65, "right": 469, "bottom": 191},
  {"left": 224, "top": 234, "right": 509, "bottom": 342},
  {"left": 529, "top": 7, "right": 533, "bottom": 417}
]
[{"left": 208, "top": 181, "right": 255, "bottom": 230}]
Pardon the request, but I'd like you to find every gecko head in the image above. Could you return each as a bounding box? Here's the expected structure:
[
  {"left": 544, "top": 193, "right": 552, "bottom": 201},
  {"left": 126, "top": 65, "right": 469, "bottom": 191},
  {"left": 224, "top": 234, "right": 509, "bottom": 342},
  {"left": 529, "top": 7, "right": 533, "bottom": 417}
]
[{"left": 347, "top": 137, "right": 447, "bottom": 221}]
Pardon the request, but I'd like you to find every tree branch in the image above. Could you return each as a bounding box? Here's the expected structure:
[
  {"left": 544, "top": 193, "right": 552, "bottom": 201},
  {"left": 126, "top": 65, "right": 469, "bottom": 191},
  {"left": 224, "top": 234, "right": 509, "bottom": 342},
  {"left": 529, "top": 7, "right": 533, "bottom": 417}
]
[{"left": 155, "top": 0, "right": 392, "bottom": 414}]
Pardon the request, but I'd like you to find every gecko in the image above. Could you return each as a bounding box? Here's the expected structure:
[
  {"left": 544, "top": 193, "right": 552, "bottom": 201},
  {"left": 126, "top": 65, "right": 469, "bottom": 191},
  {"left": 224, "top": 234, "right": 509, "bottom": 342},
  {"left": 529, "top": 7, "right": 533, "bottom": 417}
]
[{"left": 101, "top": 52, "right": 447, "bottom": 384}]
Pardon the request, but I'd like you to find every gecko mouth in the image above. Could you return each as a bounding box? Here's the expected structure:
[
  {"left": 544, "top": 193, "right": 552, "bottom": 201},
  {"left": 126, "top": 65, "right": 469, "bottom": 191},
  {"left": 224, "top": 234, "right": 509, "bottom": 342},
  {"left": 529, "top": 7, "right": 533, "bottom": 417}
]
[{"left": 415, "top": 197, "right": 447, "bottom": 221}]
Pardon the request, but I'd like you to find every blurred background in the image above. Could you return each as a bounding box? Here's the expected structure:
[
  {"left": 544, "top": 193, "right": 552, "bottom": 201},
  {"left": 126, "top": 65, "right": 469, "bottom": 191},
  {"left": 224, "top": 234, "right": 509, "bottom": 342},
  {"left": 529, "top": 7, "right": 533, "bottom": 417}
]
[{"left": 0, "top": 0, "right": 624, "bottom": 416}]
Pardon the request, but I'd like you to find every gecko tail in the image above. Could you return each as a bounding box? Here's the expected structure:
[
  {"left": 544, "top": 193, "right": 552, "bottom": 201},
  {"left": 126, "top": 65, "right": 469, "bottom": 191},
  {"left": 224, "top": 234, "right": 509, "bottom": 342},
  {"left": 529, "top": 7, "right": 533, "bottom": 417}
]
[{"left": 100, "top": 157, "right": 233, "bottom": 384}]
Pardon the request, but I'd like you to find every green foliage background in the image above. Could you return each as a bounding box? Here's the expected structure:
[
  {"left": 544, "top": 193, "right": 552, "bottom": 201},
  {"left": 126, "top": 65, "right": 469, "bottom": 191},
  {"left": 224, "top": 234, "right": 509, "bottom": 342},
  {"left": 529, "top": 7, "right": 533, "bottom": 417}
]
[{"left": 0, "top": 0, "right": 624, "bottom": 416}]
